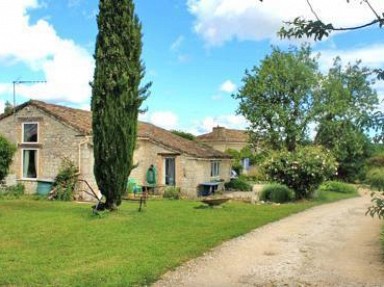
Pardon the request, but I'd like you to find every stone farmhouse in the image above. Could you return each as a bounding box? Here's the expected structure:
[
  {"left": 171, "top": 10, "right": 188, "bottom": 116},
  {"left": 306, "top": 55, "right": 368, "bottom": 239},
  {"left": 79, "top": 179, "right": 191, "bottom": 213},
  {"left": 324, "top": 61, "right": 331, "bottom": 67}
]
[
  {"left": 196, "top": 126, "right": 249, "bottom": 152},
  {"left": 0, "top": 100, "right": 232, "bottom": 199},
  {"left": 196, "top": 126, "right": 251, "bottom": 173}
]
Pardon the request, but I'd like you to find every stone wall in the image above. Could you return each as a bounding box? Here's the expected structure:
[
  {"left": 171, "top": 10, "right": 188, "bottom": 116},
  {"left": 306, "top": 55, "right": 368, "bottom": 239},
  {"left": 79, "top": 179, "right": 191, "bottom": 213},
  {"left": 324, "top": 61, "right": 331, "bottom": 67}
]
[
  {"left": 0, "top": 106, "right": 231, "bottom": 199},
  {"left": 200, "top": 140, "right": 247, "bottom": 153},
  {"left": 0, "top": 106, "right": 91, "bottom": 194},
  {"left": 130, "top": 139, "right": 232, "bottom": 197}
]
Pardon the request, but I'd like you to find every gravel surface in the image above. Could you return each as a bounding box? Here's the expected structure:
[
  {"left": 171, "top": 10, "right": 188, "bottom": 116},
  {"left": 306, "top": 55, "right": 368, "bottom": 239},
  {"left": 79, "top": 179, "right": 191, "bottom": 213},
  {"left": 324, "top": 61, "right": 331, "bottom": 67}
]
[{"left": 153, "top": 191, "right": 384, "bottom": 287}]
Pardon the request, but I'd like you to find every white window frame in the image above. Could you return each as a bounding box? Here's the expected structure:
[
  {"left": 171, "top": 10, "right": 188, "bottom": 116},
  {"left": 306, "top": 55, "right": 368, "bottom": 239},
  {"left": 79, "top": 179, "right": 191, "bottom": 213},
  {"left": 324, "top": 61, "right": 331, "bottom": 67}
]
[
  {"left": 210, "top": 161, "right": 220, "bottom": 177},
  {"left": 21, "top": 148, "right": 39, "bottom": 179},
  {"left": 22, "top": 122, "right": 39, "bottom": 144}
]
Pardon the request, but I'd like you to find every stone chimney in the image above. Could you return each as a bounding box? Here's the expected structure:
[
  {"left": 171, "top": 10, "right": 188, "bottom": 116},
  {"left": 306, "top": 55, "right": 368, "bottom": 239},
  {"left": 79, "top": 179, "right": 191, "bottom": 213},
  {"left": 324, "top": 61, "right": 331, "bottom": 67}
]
[{"left": 212, "top": 126, "right": 225, "bottom": 138}]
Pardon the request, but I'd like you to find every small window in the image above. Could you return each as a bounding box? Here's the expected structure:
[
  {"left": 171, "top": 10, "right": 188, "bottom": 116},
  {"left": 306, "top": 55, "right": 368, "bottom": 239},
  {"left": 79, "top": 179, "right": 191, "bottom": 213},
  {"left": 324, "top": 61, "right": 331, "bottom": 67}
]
[
  {"left": 22, "top": 149, "right": 37, "bottom": 179},
  {"left": 210, "top": 161, "right": 220, "bottom": 177},
  {"left": 23, "top": 123, "right": 38, "bottom": 143}
]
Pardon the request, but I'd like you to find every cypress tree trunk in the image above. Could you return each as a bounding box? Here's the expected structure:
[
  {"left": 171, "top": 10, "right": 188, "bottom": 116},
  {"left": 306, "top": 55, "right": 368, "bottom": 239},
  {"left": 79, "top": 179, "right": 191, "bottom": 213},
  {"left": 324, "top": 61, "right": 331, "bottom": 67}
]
[{"left": 91, "top": 0, "right": 149, "bottom": 210}]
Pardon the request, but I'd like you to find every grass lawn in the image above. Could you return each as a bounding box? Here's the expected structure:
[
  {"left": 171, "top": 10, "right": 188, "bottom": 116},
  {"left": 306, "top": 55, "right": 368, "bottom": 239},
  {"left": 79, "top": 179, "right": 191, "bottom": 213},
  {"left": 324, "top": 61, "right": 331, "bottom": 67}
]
[{"left": 0, "top": 192, "right": 357, "bottom": 286}]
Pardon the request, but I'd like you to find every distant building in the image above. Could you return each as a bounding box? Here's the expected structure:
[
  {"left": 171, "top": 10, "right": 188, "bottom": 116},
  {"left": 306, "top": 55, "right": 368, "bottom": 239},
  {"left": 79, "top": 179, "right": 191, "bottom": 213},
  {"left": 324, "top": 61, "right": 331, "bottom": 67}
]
[
  {"left": 197, "top": 126, "right": 251, "bottom": 173},
  {"left": 196, "top": 126, "right": 249, "bottom": 152}
]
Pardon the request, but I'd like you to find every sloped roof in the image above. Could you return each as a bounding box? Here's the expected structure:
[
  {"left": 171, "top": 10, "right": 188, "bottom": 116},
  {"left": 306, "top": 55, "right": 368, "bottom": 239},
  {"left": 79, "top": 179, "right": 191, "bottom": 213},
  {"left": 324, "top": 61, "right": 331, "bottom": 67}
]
[
  {"left": 197, "top": 126, "right": 249, "bottom": 143},
  {"left": 138, "top": 122, "right": 230, "bottom": 159},
  {"left": 2, "top": 100, "right": 229, "bottom": 159}
]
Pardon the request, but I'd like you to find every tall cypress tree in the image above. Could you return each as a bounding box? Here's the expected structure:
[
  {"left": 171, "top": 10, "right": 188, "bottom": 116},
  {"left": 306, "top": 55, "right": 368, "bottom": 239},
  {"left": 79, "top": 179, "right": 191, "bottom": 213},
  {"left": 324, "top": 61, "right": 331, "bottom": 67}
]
[{"left": 91, "top": 0, "right": 150, "bottom": 210}]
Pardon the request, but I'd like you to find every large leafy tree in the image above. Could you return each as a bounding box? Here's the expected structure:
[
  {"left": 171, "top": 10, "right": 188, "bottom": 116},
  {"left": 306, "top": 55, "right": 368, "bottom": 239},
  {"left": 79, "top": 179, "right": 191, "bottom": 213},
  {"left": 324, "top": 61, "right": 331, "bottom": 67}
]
[
  {"left": 233, "top": 45, "right": 319, "bottom": 152},
  {"left": 314, "top": 58, "right": 378, "bottom": 181},
  {"left": 260, "top": 0, "right": 384, "bottom": 216},
  {"left": 91, "top": 0, "right": 150, "bottom": 210}
]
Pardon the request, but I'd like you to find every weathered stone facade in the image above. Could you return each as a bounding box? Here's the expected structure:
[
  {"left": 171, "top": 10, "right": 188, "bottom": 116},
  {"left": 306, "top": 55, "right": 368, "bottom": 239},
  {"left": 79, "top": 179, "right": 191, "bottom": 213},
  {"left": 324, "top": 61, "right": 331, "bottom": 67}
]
[
  {"left": 130, "top": 139, "right": 231, "bottom": 197},
  {"left": 0, "top": 105, "right": 96, "bottom": 196},
  {"left": 0, "top": 101, "right": 232, "bottom": 199},
  {"left": 197, "top": 126, "right": 249, "bottom": 152}
]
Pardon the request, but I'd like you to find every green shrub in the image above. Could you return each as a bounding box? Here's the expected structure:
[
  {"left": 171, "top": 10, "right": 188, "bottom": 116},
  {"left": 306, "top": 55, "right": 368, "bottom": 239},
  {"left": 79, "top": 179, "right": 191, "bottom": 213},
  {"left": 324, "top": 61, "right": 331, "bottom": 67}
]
[
  {"left": 263, "top": 146, "right": 338, "bottom": 199},
  {"left": 163, "top": 186, "right": 181, "bottom": 200},
  {"left": 366, "top": 153, "right": 384, "bottom": 168},
  {"left": 318, "top": 181, "right": 357, "bottom": 194},
  {"left": 259, "top": 184, "right": 294, "bottom": 203},
  {"left": 366, "top": 193, "right": 384, "bottom": 219},
  {"left": 365, "top": 168, "right": 384, "bottom": 219},
  {"left": 366, "top": 168, "right": 384, "bottom": 191},
  {"left": 52, "top": 159, "right": 79, "bottom": 201},
  {"left": 246, "top": 166, "right": 267, "bottom": 182},
  {"left": 224, "top": 178, "right": 252, "bottom": 191},
  {"left": 0, "top": 135, "right": 16, "bottom": 181},
  {"left": 0, "top": 183, "right": 25, "bottom": 199}
]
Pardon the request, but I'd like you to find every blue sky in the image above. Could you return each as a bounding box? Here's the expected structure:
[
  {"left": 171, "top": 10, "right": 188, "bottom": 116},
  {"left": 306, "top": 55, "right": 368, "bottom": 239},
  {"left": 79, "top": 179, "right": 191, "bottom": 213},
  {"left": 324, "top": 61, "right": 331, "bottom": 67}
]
[{"left": 0, "top": 0, "right": 383, "bottom": 135}]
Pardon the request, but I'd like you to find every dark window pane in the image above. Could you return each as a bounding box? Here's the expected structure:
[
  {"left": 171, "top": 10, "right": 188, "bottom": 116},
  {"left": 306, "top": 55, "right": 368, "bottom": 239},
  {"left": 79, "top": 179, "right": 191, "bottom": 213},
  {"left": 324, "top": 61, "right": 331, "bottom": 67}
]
[
  {"left": 23, "top": 150, "right": 37, "bottom": 178},
  {"left": 23, "top": 123, "right": 38, "bottom": 142},
  {"left": 165, "top": 158, "right": 175, "bottom": 185}
]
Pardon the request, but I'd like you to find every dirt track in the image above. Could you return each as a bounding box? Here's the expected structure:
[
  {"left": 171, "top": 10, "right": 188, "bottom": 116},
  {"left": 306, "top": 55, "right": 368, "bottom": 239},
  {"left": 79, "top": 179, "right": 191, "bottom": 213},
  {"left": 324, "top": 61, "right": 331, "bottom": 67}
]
[{"left": 153, "top": 191, "right": 384, "bottom": 287}]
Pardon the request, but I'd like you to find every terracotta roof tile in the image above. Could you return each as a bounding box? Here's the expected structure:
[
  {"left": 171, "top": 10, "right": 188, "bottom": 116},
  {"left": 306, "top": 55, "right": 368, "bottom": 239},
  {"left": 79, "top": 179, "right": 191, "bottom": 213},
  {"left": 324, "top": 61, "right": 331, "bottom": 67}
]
[
  {"left": 138, "top": 122, "right": 230, "bottom": 159},
  {"left": 197, "top": 126, "right": 249, "bottom": 143}
]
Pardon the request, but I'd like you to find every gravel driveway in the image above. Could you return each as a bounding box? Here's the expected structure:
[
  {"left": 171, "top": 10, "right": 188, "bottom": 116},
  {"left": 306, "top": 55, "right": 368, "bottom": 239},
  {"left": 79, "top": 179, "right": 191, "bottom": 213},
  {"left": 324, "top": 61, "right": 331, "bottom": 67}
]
[{"left": 153, "top": 191, "right": 384, "bottom": 287}]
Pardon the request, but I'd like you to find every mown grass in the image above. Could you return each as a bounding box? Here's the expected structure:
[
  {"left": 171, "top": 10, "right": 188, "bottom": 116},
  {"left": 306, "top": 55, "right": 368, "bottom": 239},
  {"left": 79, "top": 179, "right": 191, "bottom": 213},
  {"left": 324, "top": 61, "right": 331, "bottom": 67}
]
[{"left": 0, "top": 191, "right": 357, "bottom": 287}]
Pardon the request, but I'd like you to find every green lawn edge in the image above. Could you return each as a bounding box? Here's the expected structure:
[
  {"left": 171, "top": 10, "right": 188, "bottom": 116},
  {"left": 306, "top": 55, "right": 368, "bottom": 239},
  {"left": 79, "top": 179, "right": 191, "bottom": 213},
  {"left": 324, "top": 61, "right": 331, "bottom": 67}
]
[{"left": 0, "top": 191, "right": 358, "bottom": 286}]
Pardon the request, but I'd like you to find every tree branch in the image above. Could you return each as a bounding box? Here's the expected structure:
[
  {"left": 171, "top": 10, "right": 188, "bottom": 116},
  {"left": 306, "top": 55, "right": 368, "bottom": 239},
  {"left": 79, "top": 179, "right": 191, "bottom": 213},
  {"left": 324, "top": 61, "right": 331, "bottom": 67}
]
[
  {"left": 362, "top": 0, "right": 381, "bottom": 21},
  {"left": 306, "top": 0, "right": 320, "bottom": 21}
]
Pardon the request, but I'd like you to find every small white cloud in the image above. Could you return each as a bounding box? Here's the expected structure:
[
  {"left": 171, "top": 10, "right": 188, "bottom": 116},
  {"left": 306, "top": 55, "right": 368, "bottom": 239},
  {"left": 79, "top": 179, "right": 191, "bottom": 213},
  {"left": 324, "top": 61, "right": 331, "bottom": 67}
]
[
  {"left": 219, "top": 80, "right": 236, "bottom": 93},
  {"left": 193, "top": 114, "right": 248, "bottom": 134},
  {"left": 170, "top": 35, "right": 184, "bottom": 52},
  {"left": 147, "top": 111, "right": 179, "bottom": 130}
]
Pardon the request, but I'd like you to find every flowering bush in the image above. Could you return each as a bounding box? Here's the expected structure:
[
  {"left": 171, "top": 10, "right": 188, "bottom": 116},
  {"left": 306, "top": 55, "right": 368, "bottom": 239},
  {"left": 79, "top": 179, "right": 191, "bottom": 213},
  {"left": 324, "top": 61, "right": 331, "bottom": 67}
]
[{"left": 263, "top": 146, "right": 338, "bottom": 199}]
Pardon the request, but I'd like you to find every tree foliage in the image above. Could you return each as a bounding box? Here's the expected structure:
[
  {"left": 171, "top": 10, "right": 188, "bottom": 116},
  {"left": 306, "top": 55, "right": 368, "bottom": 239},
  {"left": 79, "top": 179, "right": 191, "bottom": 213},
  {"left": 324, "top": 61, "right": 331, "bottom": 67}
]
[
  {"left": 171, "top": 130, "right": 195, "bottom": 141},
  {"left": 314, "top": 58, "right": 378, "bottom": 181},
  {"left": 91, "top": 0, "right": 150, "bottom": 210},
  {"left": 0, "top": 134, "right": 16, "bottom": 182},
  {"left": 4, "top": 101, "right": 13, "bottom": 116},
  {"left": 233, "top": 45, "right": 319, "bottom": 152}
]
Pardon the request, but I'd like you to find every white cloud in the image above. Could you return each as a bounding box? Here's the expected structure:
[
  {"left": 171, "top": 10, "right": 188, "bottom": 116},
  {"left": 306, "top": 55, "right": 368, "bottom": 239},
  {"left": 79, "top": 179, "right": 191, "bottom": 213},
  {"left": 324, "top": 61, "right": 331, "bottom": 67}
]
[
  {"left": 170, "top": 35, "right": 185, "bottom": 52},
  {"left": 170, "top": 35, "right": 191, "bottom": 63},
  {"left": 141, "top": 111, "right": 179, "bottom": 130},
  {"left": 0, "top": 0, "right": 94, "bottom": 105},
  {"left": 191, "top": 114, "right": 248, "bottom": 134},
  {"left": 317, "top": 44, "right": 384, "bottom": 72},
  {"left": 187, "top": 0, "right": 384, "bottom": 46},
  {"left": 219, "top": 80, "right": 236, "bottom": 93}
]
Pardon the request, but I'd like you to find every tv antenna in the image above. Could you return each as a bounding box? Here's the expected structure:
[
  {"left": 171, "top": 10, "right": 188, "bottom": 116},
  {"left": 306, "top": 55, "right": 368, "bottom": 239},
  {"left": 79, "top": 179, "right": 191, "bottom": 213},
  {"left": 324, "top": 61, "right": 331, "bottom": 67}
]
[{"left": 13, "top": 80, "right": 47, "bottom": 107}]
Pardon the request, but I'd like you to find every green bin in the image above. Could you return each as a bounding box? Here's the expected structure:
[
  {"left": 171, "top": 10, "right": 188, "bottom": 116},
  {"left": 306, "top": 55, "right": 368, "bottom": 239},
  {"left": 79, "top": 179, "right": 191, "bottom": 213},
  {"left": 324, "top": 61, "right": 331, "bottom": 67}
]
[{"left": 36, "top": 180, "right": 54, "bottom": 195}]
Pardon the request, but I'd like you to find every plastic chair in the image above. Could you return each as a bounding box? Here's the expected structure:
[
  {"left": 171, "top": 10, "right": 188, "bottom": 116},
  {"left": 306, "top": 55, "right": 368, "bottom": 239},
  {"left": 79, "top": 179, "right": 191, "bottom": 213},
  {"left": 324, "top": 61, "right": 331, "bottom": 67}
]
[{"left": 127, "top": 178, "right": 142, "bottom": 196}]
